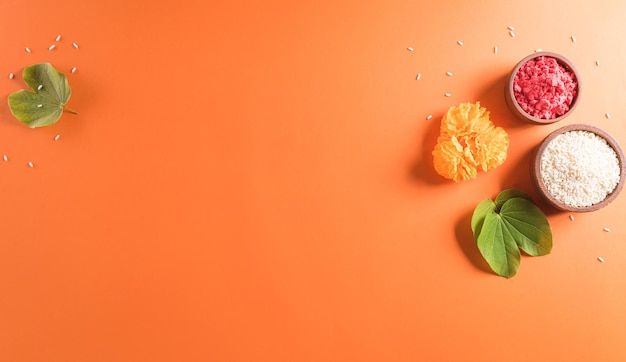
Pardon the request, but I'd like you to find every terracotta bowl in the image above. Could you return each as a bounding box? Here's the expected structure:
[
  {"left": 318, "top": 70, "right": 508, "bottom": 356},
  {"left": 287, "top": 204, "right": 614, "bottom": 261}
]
[
  {"left": 531, "top": 124, "right": 626, "bottom": 212},
  {"left": 505, "top": 52, "right": 581, "bottom": 124}
]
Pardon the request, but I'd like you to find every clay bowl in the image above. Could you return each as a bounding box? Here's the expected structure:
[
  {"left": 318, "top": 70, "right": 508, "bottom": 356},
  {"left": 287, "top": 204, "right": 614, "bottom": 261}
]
[
  {"left": 531, "top": 124, "right": 626, "bottom": 212},
  {"left": 505, "top": 52, "right": 581, "bottom": 124}
]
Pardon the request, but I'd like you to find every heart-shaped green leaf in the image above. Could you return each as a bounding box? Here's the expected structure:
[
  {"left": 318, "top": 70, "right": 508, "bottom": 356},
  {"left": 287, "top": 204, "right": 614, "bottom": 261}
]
[
  {"left": 471, "top": 189, "right": 553, "bottom": 278},
  {"left": 7, "top": 63, "right": 77, "bottom": 128}
]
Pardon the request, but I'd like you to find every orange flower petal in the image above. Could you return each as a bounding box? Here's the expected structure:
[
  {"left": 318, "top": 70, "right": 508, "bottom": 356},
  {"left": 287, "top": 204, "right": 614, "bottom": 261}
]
[{"left": 433, "top": 134, "right": 478, "bottom": 182}]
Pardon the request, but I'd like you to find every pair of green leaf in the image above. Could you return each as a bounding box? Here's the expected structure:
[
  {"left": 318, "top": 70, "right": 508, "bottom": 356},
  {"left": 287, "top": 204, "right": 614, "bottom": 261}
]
[
  {"left": 7, "top": 63, "right": 77, "bottom": 128},
  {"left": 471, "top": 189, "right": 552, "bottom": 278}
]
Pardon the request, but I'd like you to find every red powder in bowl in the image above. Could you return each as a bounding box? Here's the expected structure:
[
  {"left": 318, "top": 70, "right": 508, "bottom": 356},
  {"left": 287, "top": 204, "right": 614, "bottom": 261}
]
[{"left": 513, "top": 56, "right": 577, "bottom": 120}]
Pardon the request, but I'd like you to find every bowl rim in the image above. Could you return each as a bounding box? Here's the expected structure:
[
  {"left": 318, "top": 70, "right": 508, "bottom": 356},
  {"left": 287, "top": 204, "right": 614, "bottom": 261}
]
[
  {"left": 532, "top": 124, "right": 626, "bottom": 212},
  {"left": 507, "top": 51, "right": 581, "bottom": 125}
]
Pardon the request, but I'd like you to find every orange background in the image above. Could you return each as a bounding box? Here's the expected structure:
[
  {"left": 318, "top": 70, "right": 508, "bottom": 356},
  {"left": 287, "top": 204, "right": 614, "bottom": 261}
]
[{"left": 1, "top": 1, "right": 625, "bottom": 361}]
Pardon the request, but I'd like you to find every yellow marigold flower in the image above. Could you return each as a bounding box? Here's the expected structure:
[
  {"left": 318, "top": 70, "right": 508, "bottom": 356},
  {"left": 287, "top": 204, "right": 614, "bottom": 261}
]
[{"left": 432, "top": 102, "right": 509, "bottom": 182}]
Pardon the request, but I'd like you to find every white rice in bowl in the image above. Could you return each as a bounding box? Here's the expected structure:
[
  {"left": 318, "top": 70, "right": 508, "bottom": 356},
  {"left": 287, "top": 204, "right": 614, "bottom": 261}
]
[{"left": 540, "top": 130, "right": 621, "bottom": 207}]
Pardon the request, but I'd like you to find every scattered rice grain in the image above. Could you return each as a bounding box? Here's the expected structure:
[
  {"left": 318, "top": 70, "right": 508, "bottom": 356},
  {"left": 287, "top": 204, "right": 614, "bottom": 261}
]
[
  {"left": 571, "top": 35, "right": 576, "bottom": 43},
  {"left": 426, "top": 114, "right": 433, "bottom": 120},
  {"left": 605, "top": 113, "right": 611, "bottom": 119},
  {"left": 48, "top": 44, "right": 56, "bottom": 51},
  {"left": 535, "top": 48, "right": 543, "bottom": 52},
  {"left": 9, "top": 73, "right": 14, "bottom": 79},
  {"left": 457, "top": 40, "right": 463, "bottom": 46},
  {"left": 72, "top": 42, "right": 79, "bottom": 49},
  {"left": 446, "top": 71, "right": 453, "bottom": 76},
  {"left": 71, "top": 67, "right": 77, "bottom": 73},
  {"left": 444, "top": 93, "right": 451, "bottom": 97},
  {"left": 416, "top": 73, "right": 421, "bottom": 80},
  {"left": 37, "top": 84, "right": 43, "bottom": 90},
  {"left": 507, "top": 26, "right": 515, "bottom": 31},
  {"left": 595, "top": 60, "right": 600, "bottom": 66},
  {"left": 28, "top": 161, "right": 34, "bottom": 168},
  {"left": 509, "top": 31, "right": 515, "bottom": 38},
  {"left": 407, "top": 46, "right": 413, "bottom": 51},
  {"left": 569, "top": 214, "right": 575, "bottom": 221},
  {"left": 37, "top": 104, "right": 43, "bottom": 108},
  {"left": 603, "top": 227, "right": 611, "bottom": 232},
  {"left": 3, "top": 155, "right": 7, "bottom": 162},
  {"left": 55, "top": 35, "right": 61, "bottom": 41},
  {"left": 494, "top": 46, "right": 498, "bottom": 54},
  {"left": 54, "top": 134, "right": 60, "bottom": 141},
  {"left": 25, "top": 47, "right": 31, "bottom": 53},
  {"left": 597, "top": 256, "right": 605, "bottom": 263}
]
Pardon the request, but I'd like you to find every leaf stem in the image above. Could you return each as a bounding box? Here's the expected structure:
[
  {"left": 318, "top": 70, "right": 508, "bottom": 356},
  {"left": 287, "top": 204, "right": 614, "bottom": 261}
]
[{"left": 63, "top": 105, "right": 79, "bottom": 114}]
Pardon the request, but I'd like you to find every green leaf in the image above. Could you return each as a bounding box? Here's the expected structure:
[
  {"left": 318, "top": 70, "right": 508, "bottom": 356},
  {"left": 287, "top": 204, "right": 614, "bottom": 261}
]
[
  {"left": 7, "top": 63, "right": 77, "bottom": 128},
  {"left": 477, "top": 212, "right": 521, "bottom": 278},
  {"left": 499, "top": 198, "right": 552, "bottom": 256},
  {"left": 470, "top": 189, "right": 553, "bottom": 278},
  {"left": 494, "top": 189, "right": 532, "bottom": 212},
  {"left": 471, "top": 199, "right": 495, "bottom": 240}
]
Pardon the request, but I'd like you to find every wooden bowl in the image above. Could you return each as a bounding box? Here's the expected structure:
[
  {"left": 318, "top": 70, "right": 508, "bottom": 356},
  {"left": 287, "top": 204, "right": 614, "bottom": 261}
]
[
  {"left": 505, "top": 52, "right": 581, "bottom": 124},
  {"left": 531, "top": 124, "right": 626, "bottom": 212}
]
